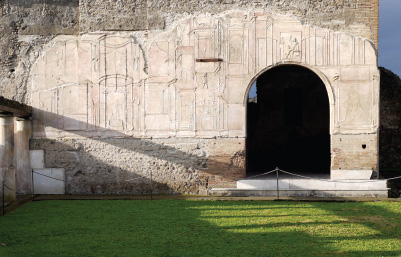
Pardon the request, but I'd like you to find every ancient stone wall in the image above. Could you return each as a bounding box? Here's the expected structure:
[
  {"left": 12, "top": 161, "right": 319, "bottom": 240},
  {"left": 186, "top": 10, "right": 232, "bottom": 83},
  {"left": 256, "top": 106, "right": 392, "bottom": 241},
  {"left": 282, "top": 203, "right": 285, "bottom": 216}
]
[
  {"left": 79, "top": 0, "right": 379, "bottom": 46},
  {"left": 0, "top": 0, "right": 379, "bottom": 103},
  {"left": 0, "top": 0, "right": 79, "bottom": 102},
  {"left": 0, "top": 0, "right": 381, "bottom": 194},
  {"left": 30, "top": 138, "right": 245, "bottom": 194}
]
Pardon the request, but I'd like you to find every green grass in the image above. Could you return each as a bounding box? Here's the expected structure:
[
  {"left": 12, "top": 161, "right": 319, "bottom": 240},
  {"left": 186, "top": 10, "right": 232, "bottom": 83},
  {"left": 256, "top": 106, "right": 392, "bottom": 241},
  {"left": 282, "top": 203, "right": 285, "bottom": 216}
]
[{"left": 0, "top": 200, "right": 401, "bottom": 257}]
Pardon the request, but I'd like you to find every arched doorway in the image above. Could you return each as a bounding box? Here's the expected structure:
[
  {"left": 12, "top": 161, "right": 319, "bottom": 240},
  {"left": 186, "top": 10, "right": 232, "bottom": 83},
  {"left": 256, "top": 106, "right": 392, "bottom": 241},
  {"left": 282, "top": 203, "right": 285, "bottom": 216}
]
[{"left": 246, "top": 65, "right": 331, "bottom": 177}]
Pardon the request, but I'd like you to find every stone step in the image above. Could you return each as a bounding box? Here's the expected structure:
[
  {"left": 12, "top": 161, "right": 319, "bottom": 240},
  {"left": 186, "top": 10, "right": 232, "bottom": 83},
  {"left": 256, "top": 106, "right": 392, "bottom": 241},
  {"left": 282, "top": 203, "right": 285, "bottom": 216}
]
[
  {"left": 210, "top": 179, "right": 389, "bottom": 198},
  {"left": 237, "top": 179, "right": 387, "bottom": 190}
]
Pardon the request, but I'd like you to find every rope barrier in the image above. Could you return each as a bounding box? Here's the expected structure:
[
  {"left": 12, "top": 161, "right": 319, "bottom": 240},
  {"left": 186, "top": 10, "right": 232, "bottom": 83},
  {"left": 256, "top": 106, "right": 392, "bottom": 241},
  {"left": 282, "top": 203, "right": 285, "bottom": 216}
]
[
  {"left": 29, "top": 167, "right": 401, "bottom": 190},
  {"left": 0, "top": 167, "right": 396, "bottom": 216},
  {"left": 279, "top": 169, "right": 398, "bottom": 183},
  {"left": 386, "top": 175, "right": 401, "bottom": 181},
  {"left": 32, "top": 170, "right": 240, "bottom": 185},
  {"left": 243, "top": 169, "right": 277, "bottom": 179},
  {"left": 1, "top": 181, "right": 31, "bottom": 192},
  {"left": 3, "top": 183, "right": 14, "bottom": 191},
  {"left": 33, "top": 171, "right": 152, "bottom": 185},
  {"left": 32, "top": 171, "right": 66, "bottom": 182}
]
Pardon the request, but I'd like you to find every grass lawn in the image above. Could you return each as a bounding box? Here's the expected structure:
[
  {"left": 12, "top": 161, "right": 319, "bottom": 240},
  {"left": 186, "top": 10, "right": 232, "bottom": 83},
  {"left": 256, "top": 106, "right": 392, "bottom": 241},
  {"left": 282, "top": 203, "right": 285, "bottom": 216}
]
[{"left": 0, "top": 200, "right": 401, "bottom": 257}]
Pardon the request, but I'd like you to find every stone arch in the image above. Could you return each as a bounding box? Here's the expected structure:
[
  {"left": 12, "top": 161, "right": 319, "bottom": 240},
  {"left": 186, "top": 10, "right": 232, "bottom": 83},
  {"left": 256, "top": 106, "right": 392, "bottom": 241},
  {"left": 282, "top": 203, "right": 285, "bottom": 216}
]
[
  {"left": 244, "top": 62, "right": 335, "bottom": 135},
  {"left": 245, "top": 63, "right": 332, "bottom": 175}
]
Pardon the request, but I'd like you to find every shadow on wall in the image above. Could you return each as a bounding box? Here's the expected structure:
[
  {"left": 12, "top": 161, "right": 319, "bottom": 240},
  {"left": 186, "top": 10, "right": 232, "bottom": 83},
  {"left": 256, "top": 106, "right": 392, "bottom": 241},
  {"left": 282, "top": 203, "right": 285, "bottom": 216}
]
[
  {"left": 30, "top": 108, "right": 245, "bottom": 195},
  {"left": 379, "top": 67, "right": 401, "bottom": 197}
]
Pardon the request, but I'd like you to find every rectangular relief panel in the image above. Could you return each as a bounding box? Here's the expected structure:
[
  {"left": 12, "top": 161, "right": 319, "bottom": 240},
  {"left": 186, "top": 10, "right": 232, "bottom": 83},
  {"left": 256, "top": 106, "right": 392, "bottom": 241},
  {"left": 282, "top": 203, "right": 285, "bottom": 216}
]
[
  {"left": 177, "top": 46, "right": 195, "bottom": 82},
  {"left": 339, "top": 34, "right": 353, "bottom": 66},
  {"left": 60, "top": 85, "right": 87, "bottom": 131},
  {"left": 315, "top": 36, "right": 325, "bottom": 66},
  {"left": 337, "top": 81, "right": 373, "bottom": 129},
  {"left": 88, "top": 83, "right": 101, "bottom": 130},
  {"left": 98, "top": 77, "right": 131, "bottom": 131},
  {"left": 194, "top": 30, "right": 219, "bottom": 73},
  {"left": 227, "top": 77, "right": 245, "bottom": 104},
  {"left": 145, "top": 85, "right": 169, "bottom": 115},
  {"left": 227, "top": 104, "right": 245, "bottom": 134},
  {"left": 196, "top": 94, "right": 221, "bottom": 131},
  {"left": 257, "top": 38, "right": 267, "bottom": 72},
  {"left": 145, "top": 114, "right": 170, "bottom": 131},
  {"left": 99, "top": 36, "right": 135, "bottom": 77},
  {"left": 131, "top": 82, "right": 143, "bottom": 132},
  {"left": 178, "top": 90, "right": 195, "bottom": 130},
  {"left": 341, "top": 67, "right": 370, "bottom": 81},
  {"left": 144, "top": 84, "right": 170, "bottom": 132},
  {"left": 148, "top": 41, "right": 171, "bottom": 78},
  {"left": 227, "top": 29, "right": 244, "bottom": 76},
  {"left": 279, "top": 32, "right": 302, "bottom": 62},
  {"left": 35, "top": 89, "right": 58, "bottom": 129}
]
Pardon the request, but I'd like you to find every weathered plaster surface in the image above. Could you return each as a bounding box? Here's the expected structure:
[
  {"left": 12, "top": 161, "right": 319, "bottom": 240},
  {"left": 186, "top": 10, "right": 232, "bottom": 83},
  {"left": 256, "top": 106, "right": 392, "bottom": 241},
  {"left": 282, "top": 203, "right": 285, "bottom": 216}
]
[
  {"left": 0, "top": 0, "right": 378, "bottom": 103},
  {"left": 31, "top": 12, "right": 379, "bottom": 139}
]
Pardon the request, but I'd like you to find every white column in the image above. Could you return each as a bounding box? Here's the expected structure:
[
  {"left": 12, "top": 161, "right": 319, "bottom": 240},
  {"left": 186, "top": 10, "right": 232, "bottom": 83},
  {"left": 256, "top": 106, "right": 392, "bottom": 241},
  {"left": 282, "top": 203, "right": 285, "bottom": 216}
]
[
  {"left": 0, "top": 115, "right": 15, "bottom": 202},
  {"left": 14, "top": 119, "right": 32, "bottom": 195}
]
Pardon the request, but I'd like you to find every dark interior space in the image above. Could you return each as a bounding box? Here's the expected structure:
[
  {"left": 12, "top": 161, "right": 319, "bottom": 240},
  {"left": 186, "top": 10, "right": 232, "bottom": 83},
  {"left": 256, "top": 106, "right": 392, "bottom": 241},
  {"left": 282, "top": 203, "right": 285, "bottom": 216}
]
[
  {"left": 246, "top": 65, "right": 330, "bottom": 177},
  {"left": 379, "top": 67, "right": 401, "bottom": 197}
]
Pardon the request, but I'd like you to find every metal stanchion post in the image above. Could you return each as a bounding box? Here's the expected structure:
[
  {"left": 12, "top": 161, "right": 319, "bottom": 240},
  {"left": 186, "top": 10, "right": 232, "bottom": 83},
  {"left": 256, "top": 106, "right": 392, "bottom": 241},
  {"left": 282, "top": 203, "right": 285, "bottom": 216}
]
[
  {"left": 276, "top": 167, "right": 280, "bottom": 200},
  {"left": 150, "top": 170, "right": 153, "bottom": 200},
  {"left": 31, "top": 169, "right": 35, "bottom": 200},
  {"left": 2, "top": 182, "right": 5, "bottom": 216}
]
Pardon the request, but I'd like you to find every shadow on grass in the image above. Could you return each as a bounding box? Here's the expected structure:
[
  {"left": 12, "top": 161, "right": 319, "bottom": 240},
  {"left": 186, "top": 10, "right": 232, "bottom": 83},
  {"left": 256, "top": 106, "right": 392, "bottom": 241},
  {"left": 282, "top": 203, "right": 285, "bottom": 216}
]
[{"left": 0, "top": 200, "right": 400, "bottom": 256}]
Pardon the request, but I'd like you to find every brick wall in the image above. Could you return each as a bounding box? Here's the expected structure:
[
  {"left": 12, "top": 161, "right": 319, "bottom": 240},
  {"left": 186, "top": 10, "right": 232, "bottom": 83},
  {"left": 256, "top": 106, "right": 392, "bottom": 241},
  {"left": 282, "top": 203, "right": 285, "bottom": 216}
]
[
  {"left": 331, "top": 134, "right": 378, "bottom": 171},
  {"left": 353, "top": 0, "right": 379, "bottom": 49}
]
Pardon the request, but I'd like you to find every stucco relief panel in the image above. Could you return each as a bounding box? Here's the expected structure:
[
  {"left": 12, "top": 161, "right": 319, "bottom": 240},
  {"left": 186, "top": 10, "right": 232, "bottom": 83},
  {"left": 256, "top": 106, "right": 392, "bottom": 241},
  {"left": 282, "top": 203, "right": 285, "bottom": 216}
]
[
  {"left": 333, "top": 67, "right": 379, "bottom": 133},
  {"left": 31, "top": 12, "right": 378, "bottom": 138},
  {"left": 31, "top": 36, "right": 146, "bottom": 137}
]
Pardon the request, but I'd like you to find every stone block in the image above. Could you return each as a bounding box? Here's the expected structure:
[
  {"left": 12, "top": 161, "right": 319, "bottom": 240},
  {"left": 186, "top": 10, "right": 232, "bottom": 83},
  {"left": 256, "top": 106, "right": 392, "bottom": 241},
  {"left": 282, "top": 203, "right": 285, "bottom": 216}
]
[
  {"left": 33, "top": 168, "right": 65, "bottom": 195},
  {"left": 331, "top": 170, "right": 373, "bottom": 180},
  {"left": 237, "top": 179, "right": 290, "bottom": 190},
  {"left": 30, "top": 150, "right": 45, "bottom": 169}
]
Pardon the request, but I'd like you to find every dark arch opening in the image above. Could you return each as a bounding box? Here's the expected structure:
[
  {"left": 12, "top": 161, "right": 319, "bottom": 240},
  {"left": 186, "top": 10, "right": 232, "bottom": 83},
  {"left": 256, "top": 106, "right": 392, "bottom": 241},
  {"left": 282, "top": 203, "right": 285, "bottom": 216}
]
[{"left": 246, "top": 65, "right": 331, "bottom": 177}]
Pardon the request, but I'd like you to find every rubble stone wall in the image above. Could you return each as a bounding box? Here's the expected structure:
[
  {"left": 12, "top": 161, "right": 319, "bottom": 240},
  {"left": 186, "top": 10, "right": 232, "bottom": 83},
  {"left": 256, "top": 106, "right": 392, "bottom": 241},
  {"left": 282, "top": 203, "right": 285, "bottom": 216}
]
[
  {"left": 80, "top": 0, "right": 379, "bottom": 46},
  {"left": 30, "top": 137, "right": 245, "bottom": 194}
]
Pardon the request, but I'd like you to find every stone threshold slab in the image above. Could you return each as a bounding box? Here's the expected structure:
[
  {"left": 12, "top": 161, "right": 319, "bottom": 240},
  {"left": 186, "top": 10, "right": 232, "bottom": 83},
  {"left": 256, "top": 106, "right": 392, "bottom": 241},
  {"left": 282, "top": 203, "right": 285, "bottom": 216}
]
[
  {"left": 209, "top": 189, "right": 389, "bottom": 198},
  {"left": 237, "top": 179, "right": 388, "bottom": 191}
]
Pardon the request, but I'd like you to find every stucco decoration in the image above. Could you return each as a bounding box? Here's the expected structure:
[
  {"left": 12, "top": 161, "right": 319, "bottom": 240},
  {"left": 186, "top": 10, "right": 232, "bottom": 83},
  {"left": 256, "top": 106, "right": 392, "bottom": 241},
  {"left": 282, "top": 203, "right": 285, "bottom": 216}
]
[{"left": 31, "top": 11, "right": 379, "bottom": 139}]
